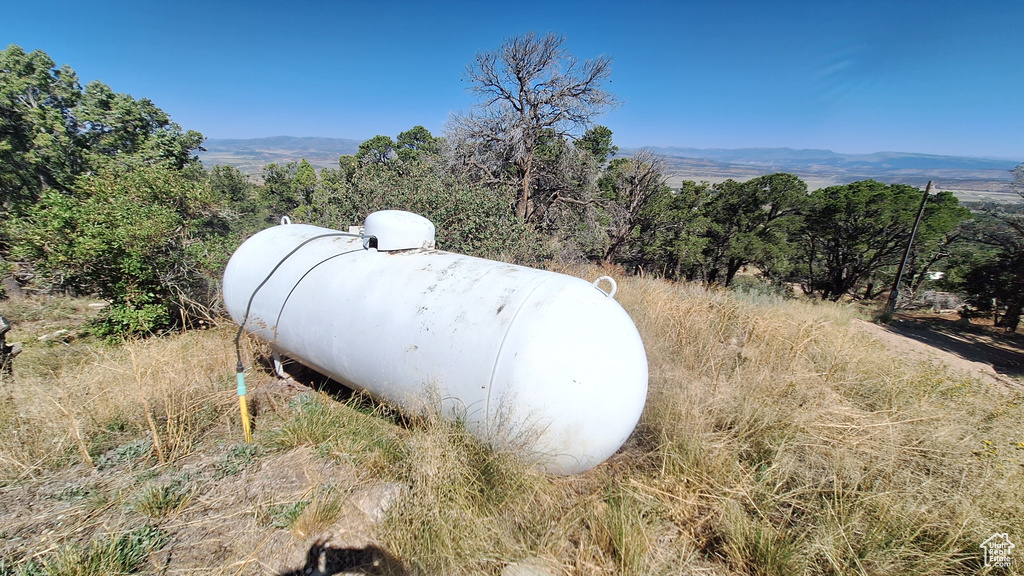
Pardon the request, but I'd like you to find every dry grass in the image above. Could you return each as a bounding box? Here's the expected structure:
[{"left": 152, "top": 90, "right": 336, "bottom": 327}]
[
  {"left": 614, "top": 272, "right": 1024, "bottom": 575},
  {"left": 260, "top": 391, "right": 404, "bottom": 476},
  {"left": 0, "top": 324, "right": 244, "bottom": 483},
  {"left": 2, "top": 272, "right": 1023, "bottom": 575},
  {"left": 375, "top": 269, "right": 1023, "bottom": 575},
  {"left": 34, "top": 526, "right": 167, "bottom": 576}
]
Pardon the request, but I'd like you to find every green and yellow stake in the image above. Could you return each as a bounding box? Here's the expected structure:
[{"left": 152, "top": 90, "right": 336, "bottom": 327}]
[{"left": 236, "top": 362, "right": 252, "bottom": 443}]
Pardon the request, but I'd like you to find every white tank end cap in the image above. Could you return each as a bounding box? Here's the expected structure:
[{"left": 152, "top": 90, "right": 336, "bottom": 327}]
[{"left": 364, "top": 210, "right": 436, "bottom": 251}]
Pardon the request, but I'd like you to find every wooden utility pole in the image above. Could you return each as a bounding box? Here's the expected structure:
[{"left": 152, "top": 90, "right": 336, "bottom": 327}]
[{"left": 885, "top": 181, "right": 933, "bottom": 315}]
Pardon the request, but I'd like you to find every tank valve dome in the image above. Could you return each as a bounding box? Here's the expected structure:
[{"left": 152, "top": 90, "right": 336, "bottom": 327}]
[{"left": 364, "top": 210, "right": 436, "bottom": 251}]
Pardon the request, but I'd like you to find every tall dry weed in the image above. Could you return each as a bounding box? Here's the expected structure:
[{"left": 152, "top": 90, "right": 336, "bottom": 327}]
[
  {"left": 378, "top": 410, "right": 563, "bottom": 574},
  {"left": 0, "top": 328, "right": 244, "bottom": 482}
]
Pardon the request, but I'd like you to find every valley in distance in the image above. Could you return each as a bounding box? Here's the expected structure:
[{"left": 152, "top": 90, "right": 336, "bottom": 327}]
[{"left": 199, "top": 136, "right": 1022, "bottom": 204}]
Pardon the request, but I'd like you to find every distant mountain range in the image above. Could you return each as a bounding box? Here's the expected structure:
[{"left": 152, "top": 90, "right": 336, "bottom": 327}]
[
  {"left": 633, "top": 146, "right": 1017, "bottom": 171},
  {"left": 632, "top": 147, "right": 1022, "bottom": 203},
  {"left": 200, "top": 136, "right": 363, "bottom": 174},
  {"left": 198, "top": 137, "right": 1021, "bottom": 203}
]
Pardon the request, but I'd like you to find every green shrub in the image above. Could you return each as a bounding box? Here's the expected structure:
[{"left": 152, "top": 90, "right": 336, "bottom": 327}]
[
  {"left": 213, "top": 443, "right": 262, "bottom": 479},
  {"left": 9, "top": 162, "right": 219, "bottom": 337},
  {"left": 41, "top": 526, "right": 166, "bottom": 576},
  {"left": 302, "top": 161, "right": 539, "bottom": 263},
  {"left": 133, "top": 476, "right": 196, "bottom": 518}
]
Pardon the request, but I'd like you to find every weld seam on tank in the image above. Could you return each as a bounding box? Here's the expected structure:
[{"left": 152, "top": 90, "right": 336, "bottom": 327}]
[
  {"left": 483, "top": 274, "right": 551, "bottom": 440},
  {"left": 272, "top": 246, "right": 365, "bottom": 341}
]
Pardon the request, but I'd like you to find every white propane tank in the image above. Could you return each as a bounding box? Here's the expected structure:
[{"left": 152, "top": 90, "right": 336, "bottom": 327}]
[{"left": 223, "top": 211, "right": 648, "bottom": 475}]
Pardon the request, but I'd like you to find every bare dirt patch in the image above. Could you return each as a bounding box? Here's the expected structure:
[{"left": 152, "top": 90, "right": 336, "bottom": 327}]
[
  {"left": 0, "top": 369, "right": 410, "bottom": 576},
  {"left": 853, "top": 312, "right": 1024, "bottom": 390},
  {"left": 0, "top": 440, "right": 407, "bottom": 575}
]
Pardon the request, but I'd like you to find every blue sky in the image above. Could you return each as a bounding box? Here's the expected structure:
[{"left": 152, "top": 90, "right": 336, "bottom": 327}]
[{"left": 4, "top": 0, "right": 1022, "bottom": 159}]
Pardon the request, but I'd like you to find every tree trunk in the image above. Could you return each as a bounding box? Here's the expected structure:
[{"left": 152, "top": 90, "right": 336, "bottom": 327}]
[
  {"left": 602, "top": 236, "right": 625, "bottom": 265},
  {"left": 0, "top": 257, "right": 24, "bottom": 299},
  {"left": 724, "top": 259, "right": 744, "bottom": 287},
  {"left": 998, "top": 298, "right": 1022, "bottom": 333},
  {"left": 516, "top": 156, "right": 533, "bottom": 221}
]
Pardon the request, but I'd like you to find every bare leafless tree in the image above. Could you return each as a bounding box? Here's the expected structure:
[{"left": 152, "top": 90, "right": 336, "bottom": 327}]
[{"left": 447, "top": 32, "right": 618, "bottom": 222}]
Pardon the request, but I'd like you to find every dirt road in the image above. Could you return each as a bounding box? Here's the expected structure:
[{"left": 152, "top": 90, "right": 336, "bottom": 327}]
[{"left": 855, "top": 313, "right": 1024, "bottom": 389}]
